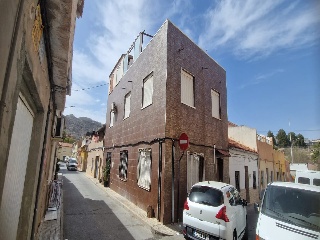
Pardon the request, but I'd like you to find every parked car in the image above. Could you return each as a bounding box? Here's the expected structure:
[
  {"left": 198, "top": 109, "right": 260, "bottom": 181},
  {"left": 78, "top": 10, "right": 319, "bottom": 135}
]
[
  {"left": 183, "top": 181, "right": 247, "bottom": 240},
  {"left": 66, "top": 158, "right": 78, "bottom": 171},
  {"left": 255, "top": 182, "right": 320, "bottom": 240}
]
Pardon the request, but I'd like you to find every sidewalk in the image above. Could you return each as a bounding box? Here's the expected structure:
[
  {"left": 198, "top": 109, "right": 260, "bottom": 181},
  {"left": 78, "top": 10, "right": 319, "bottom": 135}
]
[{"left": 85, "top": 173, "right": 183, "bottom": 237}]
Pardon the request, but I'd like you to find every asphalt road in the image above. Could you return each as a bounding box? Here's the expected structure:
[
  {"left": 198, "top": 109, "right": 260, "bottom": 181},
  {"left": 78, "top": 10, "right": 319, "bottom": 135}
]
[
  {"left": 61, "top": 164, "right": 258, "bottom": 240},
  {"left": 61, "top": 166, "right": 159, "bottom": 240}
]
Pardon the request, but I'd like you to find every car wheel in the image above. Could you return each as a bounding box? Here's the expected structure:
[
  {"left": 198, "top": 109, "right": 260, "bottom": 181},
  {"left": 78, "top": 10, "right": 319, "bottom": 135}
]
[{"left": 233, "top": 230, "right": 237, "bottom": 240}]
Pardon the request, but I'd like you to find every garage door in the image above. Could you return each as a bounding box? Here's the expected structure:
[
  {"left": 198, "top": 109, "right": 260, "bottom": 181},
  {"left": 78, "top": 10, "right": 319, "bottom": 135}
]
[{"left": 0, "top": 94, "right": 34, "bottom": 239}]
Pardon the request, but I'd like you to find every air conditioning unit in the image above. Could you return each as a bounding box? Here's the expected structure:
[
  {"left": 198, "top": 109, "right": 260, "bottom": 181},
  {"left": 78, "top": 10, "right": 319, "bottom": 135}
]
[
  {"left": 111, "top": 102, "right": 117, "bottom": 113},
  {"left": 52, "top": 115, "right": 65, "bottom": 138}
]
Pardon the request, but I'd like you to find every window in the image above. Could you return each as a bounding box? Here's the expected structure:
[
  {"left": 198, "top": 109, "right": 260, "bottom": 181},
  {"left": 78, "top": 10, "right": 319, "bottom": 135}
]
[
  {"left": 314, "top": 179, "right": 320, "bottom": 186},
  {"left": 124, "top": 92, "right": 131, "bottom": 119},
  {"left": 110, "top": 111, "right": 115, "bottom": 127},
  {"left": 253, "top": 171, "right": 257, "bottom": 189},
  {"left": 229, "top": 187, "right": 242, "bottom": 206},
  {"left": 142, "top": 74, "right": 153, "bottom": 108},
  {"left": 119, "top": 150, "right": 128, "bottom": 180},
  {"left": 137, "top": 148, "right": 152, "bottom": 191},
  {"left": 181, "top": 69, "right": 194, "bottom": 107},
  {"left": 298, "top": 177, "right": 310, "bottom": 185},
  {"left": 211, "top": 89, "right": 220, "bottom": 119},
  {"left": 189, "top": 186, "right": 223, "bottom": 207}
]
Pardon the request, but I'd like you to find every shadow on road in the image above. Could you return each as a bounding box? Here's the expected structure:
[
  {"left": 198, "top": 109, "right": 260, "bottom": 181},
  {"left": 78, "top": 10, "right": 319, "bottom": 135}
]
[{"left": 62, "top": 172, "right": 136, "bottom": 240}]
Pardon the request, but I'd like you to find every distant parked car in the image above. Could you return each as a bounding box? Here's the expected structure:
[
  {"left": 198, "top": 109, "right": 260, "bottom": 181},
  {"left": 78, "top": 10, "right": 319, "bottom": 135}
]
[
  {"left": 183, "top": 181, "right": 247, "bottom": 240},
  {"left": 67, "top": 158, "right": 78, "bottom": 171}
]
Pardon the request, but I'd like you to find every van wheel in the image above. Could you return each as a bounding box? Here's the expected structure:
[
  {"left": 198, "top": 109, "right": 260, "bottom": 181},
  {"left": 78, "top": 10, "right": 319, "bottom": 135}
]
[{"left": 233, "top": 230, "right": 237, "bottom": 240}]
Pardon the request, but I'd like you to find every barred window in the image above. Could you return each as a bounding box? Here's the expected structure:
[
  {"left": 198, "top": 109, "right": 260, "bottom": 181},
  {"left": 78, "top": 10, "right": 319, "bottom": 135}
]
[{"left": 119, "top": 150, "right": 128, "bottom": 180}]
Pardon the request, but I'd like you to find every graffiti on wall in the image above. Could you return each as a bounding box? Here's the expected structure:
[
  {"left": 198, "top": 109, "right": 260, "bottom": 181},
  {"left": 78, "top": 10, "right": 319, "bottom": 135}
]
[{"left": 137, "top": 148, "right": 152, "bottom": 191}]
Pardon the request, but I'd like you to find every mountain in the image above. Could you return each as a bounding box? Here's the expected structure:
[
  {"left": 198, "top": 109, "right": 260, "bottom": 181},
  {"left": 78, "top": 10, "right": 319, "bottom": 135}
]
[{"left": 64, "top": 114, "right": 103, "bottom": 140}]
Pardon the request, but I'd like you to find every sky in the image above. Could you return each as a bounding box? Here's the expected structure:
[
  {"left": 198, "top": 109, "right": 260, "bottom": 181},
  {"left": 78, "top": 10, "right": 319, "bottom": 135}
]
[{"left": 64, "top": 0, "right": 320, "bottom": 140}]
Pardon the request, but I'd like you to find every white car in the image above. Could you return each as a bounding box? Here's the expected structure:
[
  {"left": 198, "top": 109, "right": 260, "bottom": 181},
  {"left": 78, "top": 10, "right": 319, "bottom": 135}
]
[
  {"left": 183, "top": 181, "right": 247, "bottom": 240},
  {"left": 66, "top": 158, "right": 78, "bottom": 171}
]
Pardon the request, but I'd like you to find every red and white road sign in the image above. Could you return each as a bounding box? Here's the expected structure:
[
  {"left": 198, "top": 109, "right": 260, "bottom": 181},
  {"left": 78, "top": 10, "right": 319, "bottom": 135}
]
[{"left": 179, "top": 133, "right": 189, "bottom": 151}]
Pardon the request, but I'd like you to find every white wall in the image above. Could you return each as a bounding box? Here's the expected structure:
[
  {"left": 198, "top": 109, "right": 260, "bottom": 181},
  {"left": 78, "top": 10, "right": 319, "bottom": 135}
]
[
  {"left": 228, "top": 126, "right": 257, "bottom": 151},
  {"left": 229, "top": 148, "right": 258, "bottom": 190}
]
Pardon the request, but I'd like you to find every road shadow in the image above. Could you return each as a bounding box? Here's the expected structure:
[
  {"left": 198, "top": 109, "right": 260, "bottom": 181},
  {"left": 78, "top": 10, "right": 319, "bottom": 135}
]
[{"left": 62, "top": 174, "right": 136, "bottom": 240}]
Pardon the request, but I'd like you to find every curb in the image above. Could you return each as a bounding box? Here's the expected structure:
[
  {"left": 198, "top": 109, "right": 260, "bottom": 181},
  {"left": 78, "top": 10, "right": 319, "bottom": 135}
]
[{"left": 84, "top": 172, "right": 178, "bottom": 237}]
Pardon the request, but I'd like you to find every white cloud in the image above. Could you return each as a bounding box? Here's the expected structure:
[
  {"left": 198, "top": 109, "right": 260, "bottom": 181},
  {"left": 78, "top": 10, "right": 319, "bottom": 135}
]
[
  {"left": 198, "top": 0, "right": 320, "bottom": 59},
  {"left": 240, "top": 69, "right": 285, "bottom": 89}
]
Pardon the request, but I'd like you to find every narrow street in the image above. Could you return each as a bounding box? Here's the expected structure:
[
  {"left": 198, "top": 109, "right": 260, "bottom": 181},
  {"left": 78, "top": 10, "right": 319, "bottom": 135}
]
[
  {"left": 61, "top": 164, "right": 258, "bottom": 240},
  {"left": 61, "top": 164, "right": 184, "bottom": 240}
]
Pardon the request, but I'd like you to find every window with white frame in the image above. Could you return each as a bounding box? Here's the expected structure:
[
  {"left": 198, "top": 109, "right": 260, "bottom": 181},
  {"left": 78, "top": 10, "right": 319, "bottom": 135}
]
[
  {"left": 211, "top": 89, "right": 220, "bottom": 119},
  {"left": 142, "top": 74, "right": 153, "bottom": 108},
  {"left": 187, "top": 152, "right": 204, "bottom": 192},
  {"left": 124, "top": 92, "right": 131, "bottom": 119},
  {"left": 137, "top": 148, "right": 152, "bottom": 191},
  {"left": 110, "top": 111, "right": 115, "bottom": 127},
  {"left": 181, "top": 69, "right": 194, "bottom": 107}
]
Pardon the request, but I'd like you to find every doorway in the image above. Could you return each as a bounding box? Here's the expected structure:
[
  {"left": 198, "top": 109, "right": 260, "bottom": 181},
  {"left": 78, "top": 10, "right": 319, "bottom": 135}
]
[
  {"left": 245, "top": 166, "right": 250, "bottom": 202},
  {"left": 217, "top": 158, "right": 223, "bottom": 182}
]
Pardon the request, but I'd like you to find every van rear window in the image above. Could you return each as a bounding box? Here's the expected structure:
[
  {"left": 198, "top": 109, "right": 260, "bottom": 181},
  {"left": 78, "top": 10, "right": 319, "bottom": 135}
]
[
  {"left": 298, "top": 177, "right": 310, "bottom": 185},
  {"left": 314, "top": 178, "right": 320, "bottom": 186},
  {"left": 189, "top": 186, "right": 223, "bottom": 207}
]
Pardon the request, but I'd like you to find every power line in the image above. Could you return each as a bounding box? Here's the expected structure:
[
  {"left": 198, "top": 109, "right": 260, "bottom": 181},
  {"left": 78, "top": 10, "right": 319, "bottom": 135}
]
[{"left": 73, "top": 83, "right": 108, "bottom": 91}]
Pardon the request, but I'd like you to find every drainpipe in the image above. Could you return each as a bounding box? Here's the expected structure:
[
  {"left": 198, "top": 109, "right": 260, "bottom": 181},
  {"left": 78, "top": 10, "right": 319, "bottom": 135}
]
[
  {"left": 157, "top": 139, "right": 163, "bottom": 221},
  {"left": 171, "top": 140, "right": 175, "bottom": 223}
]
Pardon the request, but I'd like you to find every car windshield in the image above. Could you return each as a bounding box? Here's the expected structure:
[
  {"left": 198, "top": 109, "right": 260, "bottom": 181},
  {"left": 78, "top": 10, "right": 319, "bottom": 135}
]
[
  {"left": 261, "top": 185, "right": 320, "bottom": 232},
  {"left": 69, "top": 159, "right": 77, "bottom": 164},
  {"left": 189, "top": 186, "right": 223, "bottom": 207}
]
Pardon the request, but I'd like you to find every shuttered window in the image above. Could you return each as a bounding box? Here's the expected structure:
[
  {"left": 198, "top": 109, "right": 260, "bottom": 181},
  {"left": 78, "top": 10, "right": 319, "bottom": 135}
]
[
  {"left": 110, "top": 111, "right": 114, "bottom": 127},
  {"left": 211, "top": 89, "right": 220, "bottom": 119},
  {"left": 142, "top": 74, "right": 153, "bottom": 108},
  {"left": 124, "top": 92, "right": 131, "bottom": 119},
  {"left": 181, "top": 69, "right": 194, "bottom": 107}
]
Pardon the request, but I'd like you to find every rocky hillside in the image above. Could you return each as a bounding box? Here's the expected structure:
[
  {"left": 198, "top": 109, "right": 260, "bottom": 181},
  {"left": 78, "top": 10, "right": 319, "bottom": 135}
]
[{"left": 64, "top": 114, "right": 103, "bottom": 140}]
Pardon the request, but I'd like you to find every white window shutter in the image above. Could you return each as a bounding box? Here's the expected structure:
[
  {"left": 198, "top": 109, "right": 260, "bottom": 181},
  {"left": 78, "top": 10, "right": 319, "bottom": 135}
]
[
  {"left": 211, "top": 89, "right": 220, "bottom": 119},
  {"left": 181, "top": 69, "right": 194, "bottom": 107},
  {"left": 143, "top": 75, "right": 153, "bottom": 107},
  {"left": 124, "top": 92, "right": 131, "bottom": 118}
]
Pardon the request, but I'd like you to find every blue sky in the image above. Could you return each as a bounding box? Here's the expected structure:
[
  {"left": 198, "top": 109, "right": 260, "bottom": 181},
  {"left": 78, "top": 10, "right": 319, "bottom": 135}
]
[{"left": 64, "top": 0, "right": 320, "bottom": 140}]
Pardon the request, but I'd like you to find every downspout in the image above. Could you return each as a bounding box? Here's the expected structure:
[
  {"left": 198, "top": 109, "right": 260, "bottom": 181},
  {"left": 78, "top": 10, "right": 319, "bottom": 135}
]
[
  {"left": 157, "top": 139, "right": 163, "bottom": 221},
  {"left": 31, "top": 1, "right": 56, "bottom": 238},
  {"left": 171, "top": 140, "right": 175, "bottom": 223}
]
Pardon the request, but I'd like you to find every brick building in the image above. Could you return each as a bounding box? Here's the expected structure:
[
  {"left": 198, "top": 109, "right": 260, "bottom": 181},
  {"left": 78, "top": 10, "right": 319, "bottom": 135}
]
[{"left": 104, "top": 20, "right": 229, "bottom": 224}]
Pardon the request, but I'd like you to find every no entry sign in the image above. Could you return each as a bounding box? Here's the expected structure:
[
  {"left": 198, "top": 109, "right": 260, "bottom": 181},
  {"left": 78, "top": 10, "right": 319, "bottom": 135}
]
[{"left": 179, "top": 133, "right": 189, "bottom": 151}]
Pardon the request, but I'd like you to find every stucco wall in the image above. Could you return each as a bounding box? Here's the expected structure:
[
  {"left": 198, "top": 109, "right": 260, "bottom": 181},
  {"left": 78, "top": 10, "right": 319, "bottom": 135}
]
[{"left": 228, "top": 126, "right": 258, "bottom": 151}]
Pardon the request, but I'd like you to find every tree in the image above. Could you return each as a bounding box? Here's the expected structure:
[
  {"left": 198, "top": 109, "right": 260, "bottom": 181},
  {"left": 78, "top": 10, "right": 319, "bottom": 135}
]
[
  {"left": 295, "top": 134, "right": 306, "bottom": 147},
  {"left": 276, "top": 129, "right": 290, "bottom": 148},
  {"left": 267, "top": 130, "right": 277, "bottom": 149},
  {"left": 311, "top": 143, "right": 320, "bottom": 164},
  {"left": 287, "top": 132, "right": 296, "bottom": 146}
]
